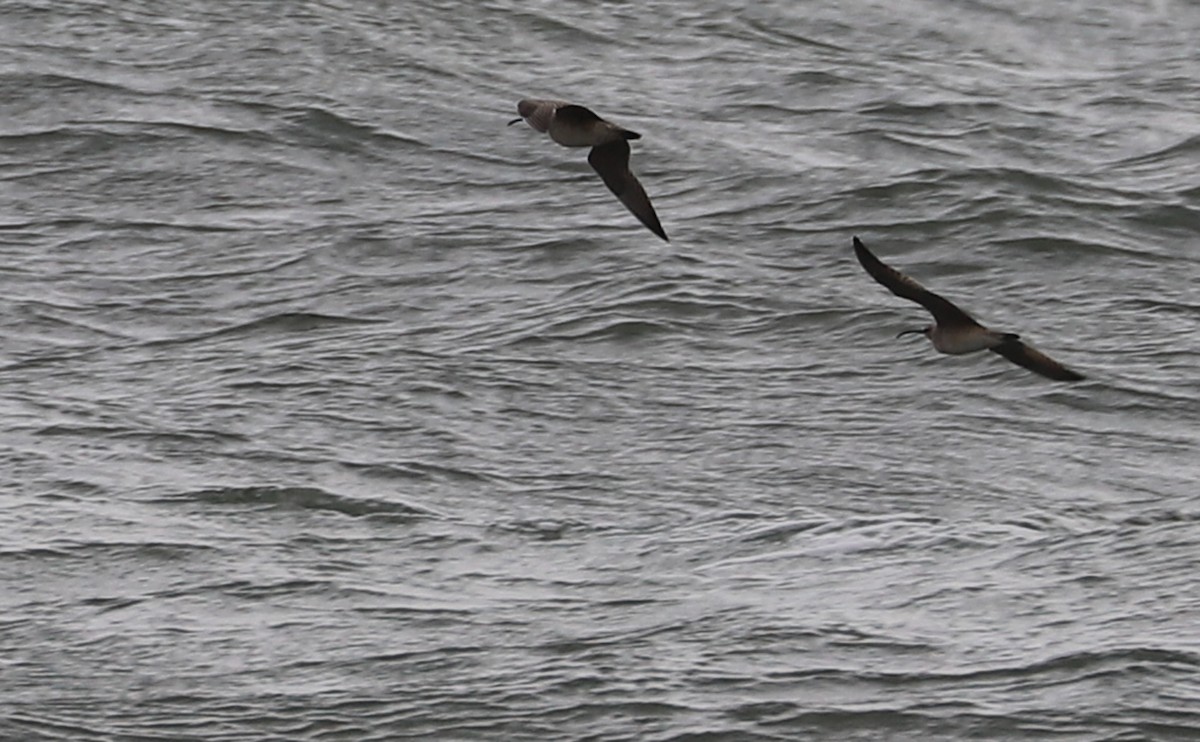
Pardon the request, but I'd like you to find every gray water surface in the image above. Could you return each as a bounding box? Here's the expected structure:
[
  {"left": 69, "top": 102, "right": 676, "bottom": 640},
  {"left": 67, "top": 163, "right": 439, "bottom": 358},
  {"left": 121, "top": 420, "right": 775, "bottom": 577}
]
[{"left": 3, "top": 1, "right": 1200, "bottom": 740}]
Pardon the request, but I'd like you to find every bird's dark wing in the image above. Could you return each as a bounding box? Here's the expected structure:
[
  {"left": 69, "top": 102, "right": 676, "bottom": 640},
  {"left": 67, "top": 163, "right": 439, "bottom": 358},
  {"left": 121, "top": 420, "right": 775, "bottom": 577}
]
[
  {"left": 554, "top": 104, "right": 605, "bottom": 127},
  {"left": 990, "top": 339, "right": 1084, "bottom": 381},
  {"left": 852, "top": 236, "right": 979, "bottom": 328},
  {"left": 588, "top": 140, "right": 668, "bottom": 241},
  {"left": 556, "top": 104, "right": 641, "bottom": 139}
]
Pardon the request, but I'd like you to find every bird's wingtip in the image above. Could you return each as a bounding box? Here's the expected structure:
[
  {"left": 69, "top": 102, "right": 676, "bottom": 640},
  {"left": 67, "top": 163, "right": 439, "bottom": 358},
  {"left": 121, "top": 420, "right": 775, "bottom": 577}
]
[{"left": 645, "top": 218, "right": 669, "bottom": 242}]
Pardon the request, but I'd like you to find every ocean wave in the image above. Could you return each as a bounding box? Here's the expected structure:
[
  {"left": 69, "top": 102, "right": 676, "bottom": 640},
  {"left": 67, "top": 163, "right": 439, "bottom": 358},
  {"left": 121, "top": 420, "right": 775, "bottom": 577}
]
[{"left": 155, "top": 485, "right": 436, "bottom": 519}]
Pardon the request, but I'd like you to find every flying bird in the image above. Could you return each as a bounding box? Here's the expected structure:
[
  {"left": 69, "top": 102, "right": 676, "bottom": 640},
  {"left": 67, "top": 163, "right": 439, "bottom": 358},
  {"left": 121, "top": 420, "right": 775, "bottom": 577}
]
[
  {"left": 852, "top": 236, "right": 1084, "bottom": 381},
  {"left": 508, "top": 98, "right": 668, "bottom": 241}
]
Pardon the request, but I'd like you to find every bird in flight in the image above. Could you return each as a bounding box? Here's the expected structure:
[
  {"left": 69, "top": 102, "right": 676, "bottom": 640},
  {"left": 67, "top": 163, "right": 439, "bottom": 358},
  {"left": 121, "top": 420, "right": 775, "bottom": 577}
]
[
  {"left": 509, "top": 98, "right": 668, "bottom": 241},
  {"left": 852, "top": 236, "right": 1085, "bottom": 381}
]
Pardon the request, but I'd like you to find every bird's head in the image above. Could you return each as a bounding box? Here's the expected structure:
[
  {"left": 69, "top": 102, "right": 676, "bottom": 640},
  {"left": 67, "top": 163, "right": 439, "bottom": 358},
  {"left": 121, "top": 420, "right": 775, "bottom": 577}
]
[{"left": 896, "top": 325, "right": 932, "bottom": 340}]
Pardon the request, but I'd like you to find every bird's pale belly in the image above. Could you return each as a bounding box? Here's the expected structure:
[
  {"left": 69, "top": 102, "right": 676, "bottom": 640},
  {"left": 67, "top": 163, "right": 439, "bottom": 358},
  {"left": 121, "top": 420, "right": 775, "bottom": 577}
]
[
  {"left": 931, "top": 327, "right": 1005, "bottom": 355},
  {"left": 549, "top": 122, "right": 620, "bottom": 148},
  {"left": 548, "top": 131, "right": 595, "bottom": 147}
]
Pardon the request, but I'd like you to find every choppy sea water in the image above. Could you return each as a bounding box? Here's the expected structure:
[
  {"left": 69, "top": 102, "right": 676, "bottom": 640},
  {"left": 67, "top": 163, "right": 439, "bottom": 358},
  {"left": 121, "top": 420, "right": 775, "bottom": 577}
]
[{"left": 2, "top": 1, "right": 1199, "bottom": 739}]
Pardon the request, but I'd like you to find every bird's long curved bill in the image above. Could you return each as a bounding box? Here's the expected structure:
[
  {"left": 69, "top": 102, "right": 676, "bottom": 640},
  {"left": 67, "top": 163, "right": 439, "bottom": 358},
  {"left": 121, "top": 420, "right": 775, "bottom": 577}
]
[
  {"left": 507, "top": 117, "right": 523, "bottom": 126},
  {"left": 896, "top": 328, "right": 924, "bottom": 338}
]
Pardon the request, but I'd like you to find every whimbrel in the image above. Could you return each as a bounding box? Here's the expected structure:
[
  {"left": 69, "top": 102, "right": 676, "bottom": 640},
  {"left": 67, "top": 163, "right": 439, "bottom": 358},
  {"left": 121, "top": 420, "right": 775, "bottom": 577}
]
[
  {"left": 509, "top": 98, "right": 668, "bottom": 241},
  {"left": 853, "top": 236, "right": 1084, "bottom": 381}
]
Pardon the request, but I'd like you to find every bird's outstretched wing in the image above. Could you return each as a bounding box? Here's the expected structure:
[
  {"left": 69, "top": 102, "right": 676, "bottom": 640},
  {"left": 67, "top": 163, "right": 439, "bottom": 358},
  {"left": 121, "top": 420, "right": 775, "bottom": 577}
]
[
  {"left": 588, "top": 140, "right": 668, "bottom": 241},
  {"left": 990, "top": 339, "right": 1085, "bottom": 381},
  {"left": 853, "top": 236, "right": 979, "bottom": 328}
]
